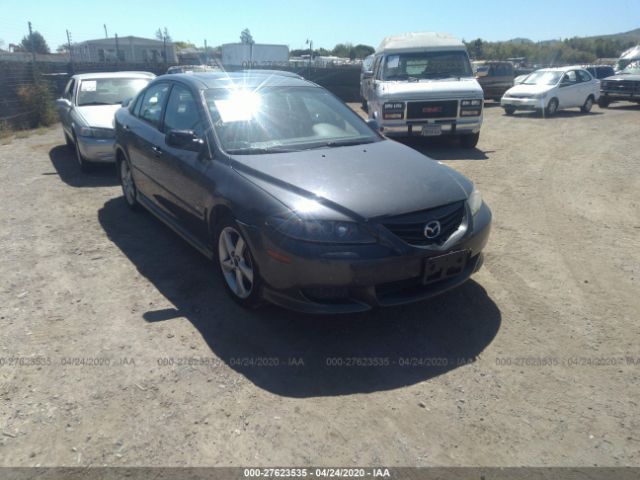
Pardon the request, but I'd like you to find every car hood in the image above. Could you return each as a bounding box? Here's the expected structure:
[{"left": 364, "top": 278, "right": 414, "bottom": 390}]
[
  {"left": 505, "top": 83, "right": 555, "bottom": 95},
  {"left": 604, "top": 74, "right": 640, "bottom": 81},
  {"left": 75, "top": 105, "right": 120, "bottom": 129},
  {"left": 378, "top": 77, "right": 483, "bottom": 100},
  {"left": 229, "top": 139, "right": 470, "bottom": 220}
]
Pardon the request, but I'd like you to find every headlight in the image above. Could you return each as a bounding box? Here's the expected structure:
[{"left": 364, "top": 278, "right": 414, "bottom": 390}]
[
  {"left": 78, "top": 127, "right": 115, "bottom": 139},
  {"left": 267, "top": 215, "right": 375, "bottom": 244},
  {"left": 461, "top": 99, "right": 482, "bottom": 107},
  {"left": 467, "top": 186, "right": 482, "bottom": 216},
  {"left": 534, "top": 92, "right": 548, "bottom": 99}
]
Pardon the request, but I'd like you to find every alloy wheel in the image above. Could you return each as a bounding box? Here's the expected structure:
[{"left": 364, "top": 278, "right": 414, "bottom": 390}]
[
  {"left": 120, "top": 160, "right": 136, "bottom": 205},
  {"left": 218, "top": 226, "right": 254, "bottom": 299}
]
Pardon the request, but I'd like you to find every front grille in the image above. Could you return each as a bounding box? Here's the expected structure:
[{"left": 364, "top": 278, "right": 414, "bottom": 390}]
[
  {"left": 381, "top": 201, "right": 465, "bottom": 246},
  {"left": 407, "top": 100, "right": 458, "bottom": 119},
  {"left": 603, "top": 80, "right": 639, "bottom": 94}
]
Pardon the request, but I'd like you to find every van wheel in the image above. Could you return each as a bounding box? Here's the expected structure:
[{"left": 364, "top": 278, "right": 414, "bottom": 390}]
[
  {"left": 598, "top": 97, "right": 610, "bottom": 108},
  {"left": 460, "top": 132, "right": 480, "bottom": 149},
  {"left": 545, "top": 98, "right": 559, "bottom": 117},
  {"left": 581, "top": 96, "right": 594, "bottom": 113},
  {"left": 503, "top": 106, "right": 516, "bottom": 115}
]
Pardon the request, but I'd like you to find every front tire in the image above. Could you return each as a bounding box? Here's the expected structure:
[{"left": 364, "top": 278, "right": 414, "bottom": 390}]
[
  {"left": 73, "top": 135, "right": 93, "bottom": 172},
  {"left": 581, "top": 96, "right": 594, "bottom": 113},
  {"left": 460, "top": 132, "right": 480, "bottom": 149},
  {"left": 544, "top": 98, "right": 559, "bottom": 117},
  {"left": 215, "top": 217, "right": 263, "bottom": 308},
  {"left": 598, "top": 97, "right": 610, "bottom": 108},
  {"left": 118, "top": 157, "right": 139, "bottom": 211},
  {"left": 503, "top": 105, "right": 516, "bottom": 115}
]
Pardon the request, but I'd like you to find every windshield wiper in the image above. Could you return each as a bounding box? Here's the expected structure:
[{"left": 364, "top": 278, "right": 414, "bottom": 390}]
[
  {"left": 313, "top": 138, "right": 376, "bottom": 149},
  {"left": 78, "top": 101, "right": 114, "bottom": 106},
  {"left": 226, "top": 146, "right": 300, "bottom": 154}
]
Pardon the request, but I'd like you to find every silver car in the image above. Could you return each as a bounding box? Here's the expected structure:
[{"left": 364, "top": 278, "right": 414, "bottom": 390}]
[{"left": 56, "top": 71, "right": 155, "bottom": 171}]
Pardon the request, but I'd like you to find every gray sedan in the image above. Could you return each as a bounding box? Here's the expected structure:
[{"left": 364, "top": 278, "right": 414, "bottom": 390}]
[
  {"left": 56, "top": 71, "right": 154, "bottom": 171},
  {"left": 114, "top": 72, "right": 491, "bottom": 314}
]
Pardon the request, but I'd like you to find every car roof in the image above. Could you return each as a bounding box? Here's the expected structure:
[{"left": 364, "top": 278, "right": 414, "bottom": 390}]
[
  {"left": 377, "top": 32, "right": 465, "bottom": 53},
  {"left": 72, "top": 71, "right": 156, "bottom": 80},
  {"left": 536, "top": 66, "right": 588, "bottom": 73},
  {"left": 158, "top": 72, "right": 315, "bottom": 89}
]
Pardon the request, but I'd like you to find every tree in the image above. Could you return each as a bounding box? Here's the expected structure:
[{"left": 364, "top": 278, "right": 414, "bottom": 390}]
[
  {"left": 173, "top": 41, "right": 195, "bottom": 50},
  {"left": 155, "top": 27, "right": 171, "bottom": 41},
  {"left": 352, "top": 44, "right": 374, "bottom": 59},
  {"left": 240, "top": 28, "right": 254, "bottom": 45},
  {"left": 332, "top": 43, "right": 353, "bottom": 58},
  {"left": 20, "top": 31, "right": 50, "bottom": 54}
]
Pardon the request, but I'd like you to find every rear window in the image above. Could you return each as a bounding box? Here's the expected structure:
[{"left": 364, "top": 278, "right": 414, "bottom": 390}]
[{"left": 77, "top": 78, "right": 151, "bottom": 106}]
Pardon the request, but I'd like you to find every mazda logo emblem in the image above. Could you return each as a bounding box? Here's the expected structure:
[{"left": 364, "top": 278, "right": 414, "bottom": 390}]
[{"left": 424, "top": 220, "right": 441, "bottom": 239}]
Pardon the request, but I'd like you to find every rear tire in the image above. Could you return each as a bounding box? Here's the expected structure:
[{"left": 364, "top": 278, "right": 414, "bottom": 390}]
[
  {"left": 460, "top": 132, "right": 480, "bottom": 149},
  {"left": 118, "top": 156, "right": 139, "bottom": 211},
  {"left": 503, "top": 105, "right": 516, "bottom": 115},
  {"left": 215, "top": 215, "right": 263, "bottom": 309},
  {"left": 74, "top": 135, "right": 94, "bottom": 172},
  {"left": 598, "top": 97, "right": 610, "bottom": 108},
  {"left": 581, "top": 96, "right": 594, "bottom": 113}
]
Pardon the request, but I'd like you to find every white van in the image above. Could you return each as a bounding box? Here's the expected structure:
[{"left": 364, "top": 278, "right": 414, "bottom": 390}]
[{"left": 363, "top": 32, "right": 484, "bottom": 148}]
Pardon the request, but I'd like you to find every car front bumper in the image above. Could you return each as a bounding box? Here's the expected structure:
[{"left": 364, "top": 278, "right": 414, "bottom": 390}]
[
  {"left": 240, "top": 203, "right": 492, "bottom": 314},
  {"left": 380, "top": 117, "right": 483, "bottom": 137},
  {"left": 76, "top": 135, "right": 116, "bottom": 163},
  {"left": 501, "top": 96, "right": 546, "bottom": 110}
]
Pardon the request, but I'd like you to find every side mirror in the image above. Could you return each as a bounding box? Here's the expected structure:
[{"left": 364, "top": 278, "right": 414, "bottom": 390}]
[
  {"left": 121, "top": 97, "right": 133, "bottom": 107},
  {"left": 165, "top": 129, "right": 204, "bottom": 152},
  {"left": 56, "top": 98, "right": 71, "bottom": 108},
  {"left": 366, "top": 118, "right": 382, "bottom": 132},
  {"left": 362, "top": 70, "right": 373, "bottom": 79}
]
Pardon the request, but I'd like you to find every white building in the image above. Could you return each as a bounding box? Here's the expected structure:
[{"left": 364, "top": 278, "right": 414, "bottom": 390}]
[{"left": 70, "top": 36, "right": 177, "bottom": 64}]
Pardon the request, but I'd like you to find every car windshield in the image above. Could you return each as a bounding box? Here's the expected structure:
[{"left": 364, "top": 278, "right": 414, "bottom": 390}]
[
  {"left": 382, "top": 51, "right": 473, "bottom": 80},
  {"left": 621, "top": 62, "right": 640, "bottom": 75},
  {"left": 76, "top": 78, "right": 151, "bottom": 106},
  {"left": 523, "top": 71, "right": 563, "bottom": 85},
  {"left": 205, "top": 86, "right": 380, "bottom": 154}
]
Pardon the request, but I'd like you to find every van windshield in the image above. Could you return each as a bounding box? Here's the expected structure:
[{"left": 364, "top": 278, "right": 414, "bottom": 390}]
[{"left": 382, "top": 51, "right": 473, "bottom": 81}]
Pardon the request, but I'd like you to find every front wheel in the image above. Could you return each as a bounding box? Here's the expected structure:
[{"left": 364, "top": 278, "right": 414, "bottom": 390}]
[
  {"left": 74, "top": 135, "right": 93, "bottom": 172},
  {"left": 503, "top": 105, "right": 516, "bottom": 115},
  {"left": 544, "top": 98, "right": 559, "bottom": 117},
  {"left": 460, "top": 132, "right": 480, "bottom": 149},
  {"left": 598, "top": 97, "right": 610, "bottom": 108},
  {"left": 581, "top": 96, "right": 594, "bottom": 113},
  {"left": 216, "top": 218, "right": 263, "bottom": 308}
]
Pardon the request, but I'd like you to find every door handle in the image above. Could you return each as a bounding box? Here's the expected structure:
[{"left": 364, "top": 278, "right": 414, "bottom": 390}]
[{"left": 151, "top": 145, "right": 163, "bottom": 157}]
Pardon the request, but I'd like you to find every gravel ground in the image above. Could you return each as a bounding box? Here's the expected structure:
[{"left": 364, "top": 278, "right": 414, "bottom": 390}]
[{"left": 0, "top": 102, "right": 639, "bottom": 467}]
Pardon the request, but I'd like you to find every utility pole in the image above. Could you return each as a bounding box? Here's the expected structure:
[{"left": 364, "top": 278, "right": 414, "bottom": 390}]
[
  {"left": 204, "top": 39, "right": 207, "bottom": 65},
  {"left": 163, "top": 35, "right": 167, "bottom": 68},
  {"left": 103, "top": 24, "right": 108, "bottom": 38},
  {"left": 66, "top": 29, "right": 74, "bottom": 72},
  {"left": 115, "top": 33, "right": 120, "bottom": 64},
  {"left": 27, "top": 21, "right": 36, "bottom": 63}
]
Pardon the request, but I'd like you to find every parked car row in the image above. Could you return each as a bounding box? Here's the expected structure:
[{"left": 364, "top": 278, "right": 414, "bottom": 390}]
[{"left": 56, "top": 66, "right": 492, "bottom": 313}]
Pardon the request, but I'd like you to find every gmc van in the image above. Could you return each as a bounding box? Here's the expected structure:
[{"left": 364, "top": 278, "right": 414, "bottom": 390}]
[{"left": 362, "top": 32, "right": 484, "bottom": 148}]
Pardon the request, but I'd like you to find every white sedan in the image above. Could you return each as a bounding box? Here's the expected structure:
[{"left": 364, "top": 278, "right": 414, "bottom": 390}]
[{"left": 501, "top": 66, "right": 600, "bottom": 116}]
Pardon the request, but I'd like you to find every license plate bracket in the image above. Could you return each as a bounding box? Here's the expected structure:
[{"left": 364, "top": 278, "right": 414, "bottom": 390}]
[
  {"left": 422, "top": 251, "right": 469, "bottom": 285},
  {"left": 421, "top": 124, "right": 442, "bottom": 136}
]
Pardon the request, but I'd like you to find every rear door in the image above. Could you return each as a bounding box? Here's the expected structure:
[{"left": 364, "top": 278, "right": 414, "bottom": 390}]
[
  {"left": 576, "top": 69, "right": 595, "bottom": 104},
  {"left": 125, "top": 82, "right": 171, "bottom": 205}
]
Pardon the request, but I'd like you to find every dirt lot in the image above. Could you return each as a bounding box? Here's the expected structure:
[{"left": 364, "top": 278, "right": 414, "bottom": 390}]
[{"left": 1, "top": 102, "right": 639, "bottom": 467}]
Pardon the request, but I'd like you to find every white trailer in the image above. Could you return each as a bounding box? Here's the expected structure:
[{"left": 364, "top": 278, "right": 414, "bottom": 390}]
[{"left": 221, "top": 43, "right": 289, "bottom": 67}]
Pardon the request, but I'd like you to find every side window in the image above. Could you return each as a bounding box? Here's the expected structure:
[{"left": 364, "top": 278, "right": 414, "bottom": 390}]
[
  {"left": 373, "top": 56, "right": 383, "bottom": 80},
  {"left": 577, "top": 70, "right": 591, "bottom": 82},
  {"left": 562, "top": 71, "right": 578, "bottom": 85},
  {"left": 163, "top": 85, "right": 204, "bottom": 136},
  {"left": 64, "top": 79, "right": 75, "bottom": 101},
  {"left": 138, "top": 83, "right": 170, "bottom": 128}
]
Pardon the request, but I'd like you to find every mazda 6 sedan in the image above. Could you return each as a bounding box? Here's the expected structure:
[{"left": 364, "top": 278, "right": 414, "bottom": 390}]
[{"left": 113, "top": 72, "right": 491, "bottom": 314}]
